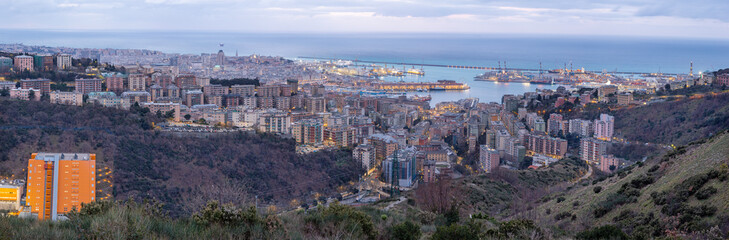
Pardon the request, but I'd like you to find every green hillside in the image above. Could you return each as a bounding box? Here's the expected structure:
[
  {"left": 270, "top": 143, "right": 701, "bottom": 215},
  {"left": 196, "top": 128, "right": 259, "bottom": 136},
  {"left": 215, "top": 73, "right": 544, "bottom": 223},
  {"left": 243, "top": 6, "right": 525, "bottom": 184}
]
[{"left": 531, "top": 130, "right": 729, "bottom": 239}]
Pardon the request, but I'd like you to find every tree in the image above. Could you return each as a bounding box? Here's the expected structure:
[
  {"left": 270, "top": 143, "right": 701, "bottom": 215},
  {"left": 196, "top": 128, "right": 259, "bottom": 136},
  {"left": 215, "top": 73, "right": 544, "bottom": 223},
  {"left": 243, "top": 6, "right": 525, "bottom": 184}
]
[
  {"left": 390, "top": 221, "right": 421, "bottom": 240},
  {"left": 576, "top": 225, "right": 628, "bottom": 240},
  {"left": 432, "top": 223, "right": 480, "bottom": 240},
  {"left": 444, "top": 205, "right": 460, "bottom": 226},
  {"left": 609, "top": 165, "right": 616, "bottom": 172},
  {"left": 28, "top": 90, "right": 36, "bottom": 101},
  {"left": 164, "top": 110, "right": 175, "bottom": 119},
  {"left": 184, "top": 114, "right": 191, "bottom": 121},
  {"left": 665, "top": 84, "right": 671, "bottom": 91},
  {"left": 0, "top": 88, "right": 8, "bottom": 97},
  {"left": 519, "top": 156, "right": 534, "bottom": 170},
  {"left": 40, "top": 93, "right": 49, "bottom": 102}
]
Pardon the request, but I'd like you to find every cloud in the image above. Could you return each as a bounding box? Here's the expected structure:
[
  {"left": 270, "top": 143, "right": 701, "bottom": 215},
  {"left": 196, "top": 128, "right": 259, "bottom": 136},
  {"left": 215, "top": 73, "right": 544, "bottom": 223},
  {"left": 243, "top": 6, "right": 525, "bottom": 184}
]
[{"left": 0, "top": 0, "right": 727, "bottom": 38}]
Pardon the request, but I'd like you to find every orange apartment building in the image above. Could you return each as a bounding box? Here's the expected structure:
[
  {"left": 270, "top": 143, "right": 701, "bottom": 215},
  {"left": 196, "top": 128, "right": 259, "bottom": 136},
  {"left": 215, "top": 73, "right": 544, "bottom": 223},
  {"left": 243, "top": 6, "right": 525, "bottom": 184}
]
[{"left": 26, "top": 153, "right": 96, "bottom": 220}]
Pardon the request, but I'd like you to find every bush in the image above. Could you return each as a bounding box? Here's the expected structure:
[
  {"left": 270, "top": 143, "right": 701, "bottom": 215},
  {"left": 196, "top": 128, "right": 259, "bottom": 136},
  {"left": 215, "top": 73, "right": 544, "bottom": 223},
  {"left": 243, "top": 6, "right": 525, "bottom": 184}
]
[
  {"left": 628, "top": 175, "right": 654, "bottom": 189},
  {"left": 192, "top": 201, "right": 262, "bottom": 227},
  {"left": 576, "top": 225, "right": 628, "bottom": 240},
  {"left": 444, "top": 205, "right": 460, "bottom": 226},
  {"left": 695, "top": 186, "right": 717, "bottom": 200},
  {"left": 554, "top": 212, "right": 573, "bottom": 221},
  {"left": 594, "top": 193, "right": 637, "bottom": 218},
  {"left": 389, "top": 221, "right": 421, "bottom": 240},
  {"left": 304, "top": 202, "right": 377, "bottom": 240},
  {"left": 432, "top": 223, "right": 480, "bottom": 240},
  {"left": 556, "top": 196, "right": 566, "bottom": 203},
  {"left": 593, "top": 186, "right": 603, "bottom": 193},
  {"left": 653, "top": 170, "right": 720, "bottom": 206},
  {"left": 485, "top": 219, "right": 544, "bottom": 240}
]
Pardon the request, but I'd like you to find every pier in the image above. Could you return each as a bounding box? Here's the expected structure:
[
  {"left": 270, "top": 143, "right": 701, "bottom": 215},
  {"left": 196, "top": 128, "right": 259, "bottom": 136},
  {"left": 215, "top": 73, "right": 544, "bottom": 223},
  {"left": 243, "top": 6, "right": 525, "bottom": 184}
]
[
  {"left": 298, "top": 56, "right": 681, "bottom": 76},
  {"left": 372, "top": 80, "right": 469, "bottom": 91}
]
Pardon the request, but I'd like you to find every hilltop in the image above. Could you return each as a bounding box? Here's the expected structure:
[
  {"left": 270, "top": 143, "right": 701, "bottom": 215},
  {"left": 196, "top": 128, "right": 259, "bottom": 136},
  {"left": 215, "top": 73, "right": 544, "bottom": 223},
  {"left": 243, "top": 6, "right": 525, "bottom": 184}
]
[{"left": 0, "top": 98, "right": 362, "bottom": 216}]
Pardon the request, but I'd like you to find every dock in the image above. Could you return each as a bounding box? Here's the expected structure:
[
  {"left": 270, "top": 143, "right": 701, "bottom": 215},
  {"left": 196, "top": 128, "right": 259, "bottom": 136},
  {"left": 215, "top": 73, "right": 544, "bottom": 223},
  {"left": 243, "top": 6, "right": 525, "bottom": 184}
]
[
  {"left": 372, "top": 80, "right": 469, "bottom": 92},
  {"left": 298, "top": 56, "right": 682, "bottom": 76}
]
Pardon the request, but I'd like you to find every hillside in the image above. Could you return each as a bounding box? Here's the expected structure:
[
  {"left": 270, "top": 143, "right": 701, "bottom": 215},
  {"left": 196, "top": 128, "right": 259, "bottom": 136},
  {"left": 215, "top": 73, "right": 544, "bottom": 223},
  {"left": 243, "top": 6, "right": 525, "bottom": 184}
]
[
  {"left": 0, "top": 98, "right": 362, "bottom": 216},
  {"left": 529, "top": 130, "right": 729, "bottom": 238},
  {"left": 453, "top": 157, "right": 588, "bottom": 218},
  {"left": 613, "top": 92, "right": 729, "bottom": 145}
]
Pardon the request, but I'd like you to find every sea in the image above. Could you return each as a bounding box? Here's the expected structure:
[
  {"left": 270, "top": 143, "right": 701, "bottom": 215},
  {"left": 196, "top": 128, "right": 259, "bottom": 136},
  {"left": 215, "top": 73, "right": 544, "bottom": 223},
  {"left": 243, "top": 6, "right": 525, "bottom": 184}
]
[{"left": 2, "top": 30, "right": 729, "bottom": 104}]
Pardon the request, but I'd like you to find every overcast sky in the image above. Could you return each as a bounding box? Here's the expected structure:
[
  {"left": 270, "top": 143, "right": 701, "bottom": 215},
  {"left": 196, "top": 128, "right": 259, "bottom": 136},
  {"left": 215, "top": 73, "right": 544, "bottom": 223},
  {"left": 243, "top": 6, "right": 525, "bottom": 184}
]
[{"left": 3, "top": 0, "right": 728, "bottom": 38}]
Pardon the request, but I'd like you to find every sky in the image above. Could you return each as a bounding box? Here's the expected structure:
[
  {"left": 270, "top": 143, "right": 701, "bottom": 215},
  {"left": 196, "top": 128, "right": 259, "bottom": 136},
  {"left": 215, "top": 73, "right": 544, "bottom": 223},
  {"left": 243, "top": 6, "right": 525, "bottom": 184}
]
[{"left": 2, "top": 0, "right": 729, "bottom": 38}]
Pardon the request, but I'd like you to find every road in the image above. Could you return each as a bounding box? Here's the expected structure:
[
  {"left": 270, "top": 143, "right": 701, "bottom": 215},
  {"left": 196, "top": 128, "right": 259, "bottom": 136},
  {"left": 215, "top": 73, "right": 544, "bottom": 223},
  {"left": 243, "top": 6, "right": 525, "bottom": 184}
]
[
  {"left": 574, "top": 164, "right": 593, "bottom": 183},
  {"left": 384, "top": 197, "right": 407, "bottom": 211}
]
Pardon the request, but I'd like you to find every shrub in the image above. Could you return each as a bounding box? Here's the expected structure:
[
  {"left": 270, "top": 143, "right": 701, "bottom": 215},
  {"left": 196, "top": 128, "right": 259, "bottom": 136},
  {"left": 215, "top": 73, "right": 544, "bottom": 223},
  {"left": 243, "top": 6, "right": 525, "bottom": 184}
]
[
  {"left": 593, "top": 186, "right": 603, "bottom": 193},
  {"left": 695, "top": 186, "right": 717, "bottom": 200},
  {"left": 444, "top": 205, "right": 460, "bottom": 226},
  {"left": 556, "top": 196, "right": 566, "bottom": 203},
  {"left": 304, "top": 202, "right": 377, "bottom": 240},
  {"left": 554, "top": 212, "right": 573, "bottom": 221},
  {"left": 653, "top": 170, "right": 720, "bottom": 206},
  {"left": 432, "top": 223, "right": 480, "bottom": 240},
  {"left": 576, "top": 225, "right": 628, "bottom": 240},
  {"left": 594, "top": 193, "right": 637, "bottom": 218},
  {"left": 628, "top": 175, "right": 654, "bottom": 189},
  {"left": 389, "top": 221, "right": 421, "bottom": 240},
  {"left": 648, "top": 165, "right": 660, "bottom": 173},
  {"left": 485, "top": 219, "right": 544, "bottom": 239},
  {"left": 73, "top": 201, "right": 114, "bottom": 217},
  {"left": 192, "top": 201, "right": 261, "bottom": 227}
]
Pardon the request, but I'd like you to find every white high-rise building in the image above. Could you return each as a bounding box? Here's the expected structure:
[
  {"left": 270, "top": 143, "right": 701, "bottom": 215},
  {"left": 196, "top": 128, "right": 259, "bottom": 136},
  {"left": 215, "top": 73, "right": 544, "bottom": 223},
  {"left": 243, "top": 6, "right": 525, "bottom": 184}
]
[
  {"left": 479, "top": 145, "right": 500, "bottom": 173},
  {"left": 57, "top": 54, "right": 72, "bottom": 70},
  {"left": 569, "top": 119, "right": 593, "bottom": 137},
  {"left": 593, "top": 114, "right": 614, "bottom": 140}
]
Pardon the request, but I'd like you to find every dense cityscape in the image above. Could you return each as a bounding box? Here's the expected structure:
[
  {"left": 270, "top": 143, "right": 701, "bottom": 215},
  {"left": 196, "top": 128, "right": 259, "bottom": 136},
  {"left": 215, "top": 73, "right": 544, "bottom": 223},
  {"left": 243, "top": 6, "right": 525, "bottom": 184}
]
[
  {"left": 1, "top": 0, "right": 729, "bottom": 237},
  {"left": 1, "top": 42, "right": 728, "bottom": 222}
]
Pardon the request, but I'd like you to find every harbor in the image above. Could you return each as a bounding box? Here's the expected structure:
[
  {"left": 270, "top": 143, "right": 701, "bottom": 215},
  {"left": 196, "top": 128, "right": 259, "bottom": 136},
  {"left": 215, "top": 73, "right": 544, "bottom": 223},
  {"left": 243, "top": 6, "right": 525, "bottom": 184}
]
[{"left": 372, "top": 79, "right": 470, "bottom": 92}]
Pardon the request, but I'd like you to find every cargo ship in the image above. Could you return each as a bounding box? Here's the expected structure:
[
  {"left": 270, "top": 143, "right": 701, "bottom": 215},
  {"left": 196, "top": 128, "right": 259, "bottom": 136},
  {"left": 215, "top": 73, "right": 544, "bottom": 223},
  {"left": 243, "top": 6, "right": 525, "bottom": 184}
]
[
  {"left": 474, "top": 70, "right": 530, "bottom": 83},
  {"left": 474, "top": 70, "right": 555, "bottom": 84},
  {"left": 406, "top": 67, "right": 425, "bottom": 76}
]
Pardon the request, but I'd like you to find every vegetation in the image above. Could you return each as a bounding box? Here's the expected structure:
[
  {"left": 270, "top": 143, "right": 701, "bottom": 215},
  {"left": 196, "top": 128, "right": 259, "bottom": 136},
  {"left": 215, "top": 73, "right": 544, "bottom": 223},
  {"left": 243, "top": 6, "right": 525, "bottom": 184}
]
[
  {"left": 389, "top": 221, "right": 421, "bottom": 240},
  {"left": 0, "top": 98, "right": 362, "bottom": 216},
  {"left": 576, "top": 225, "right": 628, "bottom": 240},
  {"left": 531, "top": 129, "right": 729, "bottom": 239},
  {"left": 456, "top": 156, "right": 588, "bottom": 216},
  {"left": 613, "top": 92, "right": 729, "bottom": 145}
]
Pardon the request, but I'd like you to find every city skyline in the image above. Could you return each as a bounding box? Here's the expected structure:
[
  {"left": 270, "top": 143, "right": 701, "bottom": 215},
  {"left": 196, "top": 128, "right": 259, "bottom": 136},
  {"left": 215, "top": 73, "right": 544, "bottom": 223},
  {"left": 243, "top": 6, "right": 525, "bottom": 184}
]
[{"left": 2, "top": 0, "right": 729, "bottom": 39}]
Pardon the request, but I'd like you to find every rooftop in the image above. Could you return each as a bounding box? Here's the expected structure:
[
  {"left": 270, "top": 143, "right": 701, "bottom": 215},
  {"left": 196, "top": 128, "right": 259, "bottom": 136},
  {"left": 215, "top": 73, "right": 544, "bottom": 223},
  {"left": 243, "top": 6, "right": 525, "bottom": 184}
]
[{"left": 33, "top": 152, "right": 94, "bottom": 161}]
